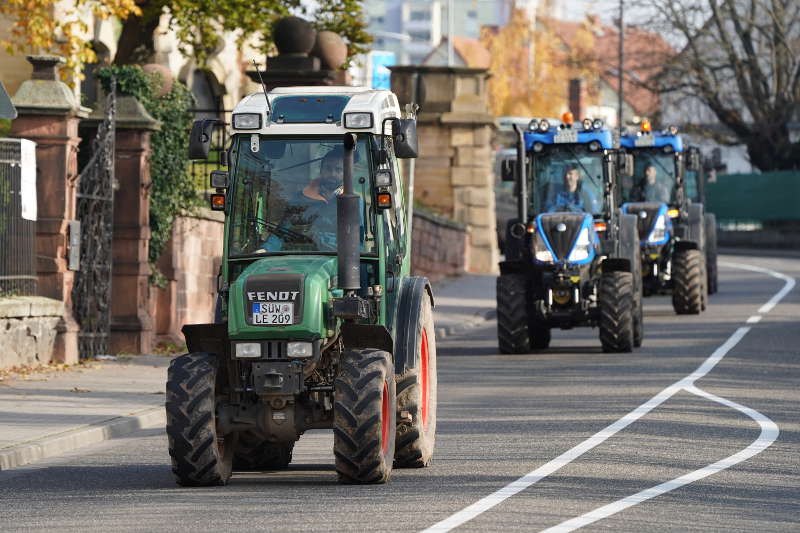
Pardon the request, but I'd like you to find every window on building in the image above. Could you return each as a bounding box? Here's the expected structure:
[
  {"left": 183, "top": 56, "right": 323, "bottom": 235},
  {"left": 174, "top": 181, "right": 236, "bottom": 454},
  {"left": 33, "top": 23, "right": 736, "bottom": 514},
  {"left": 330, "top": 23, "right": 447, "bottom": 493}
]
[
  {"left": 410, "top": 10, "right": 431, "bottom": 21},
  {"left": 409, "top": 31, "right": 431, "bottom": 41}
]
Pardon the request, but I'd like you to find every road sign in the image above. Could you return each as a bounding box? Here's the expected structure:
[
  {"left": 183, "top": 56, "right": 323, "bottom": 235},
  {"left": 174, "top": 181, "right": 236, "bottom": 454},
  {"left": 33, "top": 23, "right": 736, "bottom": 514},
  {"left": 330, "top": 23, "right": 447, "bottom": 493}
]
[{"left": 370, "top": 51, "right": 396, "bottom": 90}]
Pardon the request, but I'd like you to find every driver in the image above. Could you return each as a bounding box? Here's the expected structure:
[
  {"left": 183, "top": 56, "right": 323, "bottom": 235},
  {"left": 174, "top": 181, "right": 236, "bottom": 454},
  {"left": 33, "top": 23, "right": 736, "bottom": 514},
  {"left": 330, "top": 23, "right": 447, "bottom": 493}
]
[
  {"left": 642, "top": 164, "right": 671, "bottom": 203},
  {"left": 546, "top": 165, "right": 600, "bottom": 213},
  {"left": 259, "top": 148, "right": 346, "bottom": 251}
]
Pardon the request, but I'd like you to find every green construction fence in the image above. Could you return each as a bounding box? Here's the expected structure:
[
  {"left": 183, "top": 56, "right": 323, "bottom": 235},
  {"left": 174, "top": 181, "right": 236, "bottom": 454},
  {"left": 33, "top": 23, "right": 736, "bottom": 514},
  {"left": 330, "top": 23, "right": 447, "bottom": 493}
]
[{"left": 705, "top": 171, "right": 800, "bottom": 227}]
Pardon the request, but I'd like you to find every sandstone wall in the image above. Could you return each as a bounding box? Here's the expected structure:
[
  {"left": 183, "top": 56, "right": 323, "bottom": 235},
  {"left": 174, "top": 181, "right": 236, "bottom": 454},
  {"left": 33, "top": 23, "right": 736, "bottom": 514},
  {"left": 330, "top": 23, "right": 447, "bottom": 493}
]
[
  {"left": 0, "top": 297, "right": 63, "bottom": 369},
  {"left": 411, "top": 211, "right": 469, "bottom": 282}
]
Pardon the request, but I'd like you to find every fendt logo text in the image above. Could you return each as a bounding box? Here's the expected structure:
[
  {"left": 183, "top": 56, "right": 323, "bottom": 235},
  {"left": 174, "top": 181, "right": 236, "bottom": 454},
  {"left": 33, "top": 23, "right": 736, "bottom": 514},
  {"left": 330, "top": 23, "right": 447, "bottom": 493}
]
[{"left": 247, "top": 291, "right": 300, "bottom": 302}]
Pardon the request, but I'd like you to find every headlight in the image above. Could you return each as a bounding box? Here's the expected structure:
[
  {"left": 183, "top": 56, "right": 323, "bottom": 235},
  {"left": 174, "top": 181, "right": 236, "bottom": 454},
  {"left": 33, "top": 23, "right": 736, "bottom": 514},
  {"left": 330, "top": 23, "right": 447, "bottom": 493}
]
[
  {"left": 232, "top": 113, "right": 261, "bottom": 130},
  {"left": 235, "top": 342, "right": 261, "bottom": 358},
  {"left": 648, "top": 215, "right": 667, "bottom": 243},
  {"left": 568, "top": 227, "right": 591, "bottom": 262},
  {"left": 287, "top": 341, "right": 314, "bottom": 358},
  {"left": 343, "top": 112, "right": 373, "bottom": 129},
  {"left": 533, "top": 231, "right": 554, "bottom": 262},
  {"left": 538, "top": 119, "right": 550, "bottom": 132}
]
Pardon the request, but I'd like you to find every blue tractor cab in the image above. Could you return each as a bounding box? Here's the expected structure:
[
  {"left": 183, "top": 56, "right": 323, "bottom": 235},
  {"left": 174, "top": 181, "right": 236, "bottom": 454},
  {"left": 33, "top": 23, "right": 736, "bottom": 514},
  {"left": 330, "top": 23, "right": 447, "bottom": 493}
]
[
  {"left": 497, "top": 113, "right": 643, "bottom": 353},
  {"left": 619, "top": 123, "right": 716, "bottom": 312}
]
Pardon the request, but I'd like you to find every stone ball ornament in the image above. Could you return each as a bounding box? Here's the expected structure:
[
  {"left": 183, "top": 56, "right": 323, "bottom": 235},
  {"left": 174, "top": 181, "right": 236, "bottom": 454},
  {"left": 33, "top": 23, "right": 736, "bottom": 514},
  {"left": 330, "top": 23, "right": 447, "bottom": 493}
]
[
  {"left": 311, "top": 31, "right": 348, "bottom": 70},
  {"left": 273, "top": 16, "right": 317, "bottom": 55}
]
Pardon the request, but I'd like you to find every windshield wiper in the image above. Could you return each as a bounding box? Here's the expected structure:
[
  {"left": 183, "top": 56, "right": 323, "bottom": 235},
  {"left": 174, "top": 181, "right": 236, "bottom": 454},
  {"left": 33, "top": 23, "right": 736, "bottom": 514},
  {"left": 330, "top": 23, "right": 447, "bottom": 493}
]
[
  {"left": 564, "top": 145, "right": 601, "bottom": 189},
  {"left": 248, "top": 216, "right": 313, "bottom": 243},
  {"left": 650, "top": 154, "right": 674, "bottom": 179}
]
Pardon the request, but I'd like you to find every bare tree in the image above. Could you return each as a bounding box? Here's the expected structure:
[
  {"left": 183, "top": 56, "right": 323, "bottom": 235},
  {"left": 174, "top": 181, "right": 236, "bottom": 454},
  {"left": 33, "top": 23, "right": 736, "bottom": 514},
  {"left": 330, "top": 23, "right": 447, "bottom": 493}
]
[{"left": 634, "top": 0, "right": 800, "bottom": 171}]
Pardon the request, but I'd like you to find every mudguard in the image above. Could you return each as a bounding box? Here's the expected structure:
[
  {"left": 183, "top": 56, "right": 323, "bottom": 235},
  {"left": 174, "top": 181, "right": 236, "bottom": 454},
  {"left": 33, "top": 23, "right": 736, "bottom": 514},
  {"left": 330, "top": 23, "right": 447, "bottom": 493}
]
[
  {"left": 393, "top": 276, "right": 434, "bottom": 375},
  {"left": 612, "top": 212, "right": 639, "bottom": 270},
  {"left": 680, "top": 203, "right": 706, "bottom": 252},
  {"left": 182, "top": 323, "right": 228, "bottom": 355}
]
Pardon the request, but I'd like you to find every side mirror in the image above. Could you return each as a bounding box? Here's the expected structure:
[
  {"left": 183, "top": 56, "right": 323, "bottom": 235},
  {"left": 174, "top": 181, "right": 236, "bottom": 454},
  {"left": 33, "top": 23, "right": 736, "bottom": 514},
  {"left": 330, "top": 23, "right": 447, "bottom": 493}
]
[
  {"left": 623, "top": 153, "right": 635, "bottom": 177},
  {"left": 686, "top": 146, "right": 701, "bottom": 171},
  {"left": 189, "top": 119, "right": 221, "bottom": 159},
  {"left": 500, "top": 158, "right": 516, "bottom": 182},
  {"left": 210, "top": 170, "right": 229, "bottom": 189},
  {"left": 391, "top": 118, "right": 418, "bottom": 159}
]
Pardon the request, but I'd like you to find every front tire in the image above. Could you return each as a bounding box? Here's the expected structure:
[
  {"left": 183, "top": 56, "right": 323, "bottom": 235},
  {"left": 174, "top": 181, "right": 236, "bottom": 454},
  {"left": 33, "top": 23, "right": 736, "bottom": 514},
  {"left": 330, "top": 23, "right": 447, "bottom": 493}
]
[
  {"left": 166, "top": 352, "right": 235, "bottom": 486},
  {"left": 599, "top": 271, "right": 635, "bottom": 353},
  {"left": 672, "top": 249, "right": 704, "bottom": 314},
  {"left": 395, "top": 294, "right": 437, "bottom": 468},
  {"left": 334, "top": 349, "right": 396, "bottom": 484},
  {"left": 497, "top": 274, "right": 531, "bottom": 354},
  {"left": 705, "top": 214, "right": 718, "bottom": 295}
]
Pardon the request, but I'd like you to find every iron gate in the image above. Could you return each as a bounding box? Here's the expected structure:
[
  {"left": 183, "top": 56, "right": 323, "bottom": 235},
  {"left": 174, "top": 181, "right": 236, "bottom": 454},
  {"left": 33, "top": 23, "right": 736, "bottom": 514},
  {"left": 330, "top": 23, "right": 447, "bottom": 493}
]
[
  {"left": 0, "top": 138, "right": 37, "bottom": 296},
  {"left": 72, "top": 81, "right": 116, "bottom": 358}
]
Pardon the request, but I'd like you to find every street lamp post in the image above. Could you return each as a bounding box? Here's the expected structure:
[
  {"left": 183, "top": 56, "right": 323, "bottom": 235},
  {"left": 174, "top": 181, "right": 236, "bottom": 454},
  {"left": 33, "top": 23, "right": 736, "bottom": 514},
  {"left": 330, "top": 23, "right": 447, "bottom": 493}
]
[{"left": 618, "top": 0, "right": 625, "bottom": 137}]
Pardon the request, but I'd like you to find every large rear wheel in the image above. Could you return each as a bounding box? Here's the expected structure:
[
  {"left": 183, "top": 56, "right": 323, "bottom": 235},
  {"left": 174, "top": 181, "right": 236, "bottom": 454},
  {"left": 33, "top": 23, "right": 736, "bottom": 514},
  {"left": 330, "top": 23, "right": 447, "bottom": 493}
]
[
  {"left": 395, "top": 294, "right": 437, "bottom": 468},
  {"left": 334, "top": 349, "right": 396, "bottom": 484},
  {"left": 599, "top": 271, "right": 635, "bottom": 353},
  {"left": 497, "top": 274, "right": 531, "bottom": 354},
  {"left": 166, "top": 352, "right": 235, "bottom": 486},
  {"left": 705, "top": 214, "right": 718, "bottom": 295},
  {"left": 672, "top": 249, "right": 704, "bottom": 314}
]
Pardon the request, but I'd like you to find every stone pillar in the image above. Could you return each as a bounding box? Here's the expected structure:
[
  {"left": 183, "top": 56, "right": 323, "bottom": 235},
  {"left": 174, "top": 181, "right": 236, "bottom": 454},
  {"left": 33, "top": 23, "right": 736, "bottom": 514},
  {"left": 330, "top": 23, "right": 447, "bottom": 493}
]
[
  {"left": 391, "top": 66, "right": 499, "bottom": 274},
  {"left": 10, "top": 55, "right": 89, "bottom": 363},
  {"left": 110, "top": 95, "right": 160, "bottom": 354}
]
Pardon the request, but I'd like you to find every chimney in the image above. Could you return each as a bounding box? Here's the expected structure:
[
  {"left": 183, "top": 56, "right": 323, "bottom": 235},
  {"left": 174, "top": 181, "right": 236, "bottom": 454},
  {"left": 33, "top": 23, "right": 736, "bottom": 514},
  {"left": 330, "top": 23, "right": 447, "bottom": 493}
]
[{"left": 568, "top": 79, "right": 585, "bottom": 120}]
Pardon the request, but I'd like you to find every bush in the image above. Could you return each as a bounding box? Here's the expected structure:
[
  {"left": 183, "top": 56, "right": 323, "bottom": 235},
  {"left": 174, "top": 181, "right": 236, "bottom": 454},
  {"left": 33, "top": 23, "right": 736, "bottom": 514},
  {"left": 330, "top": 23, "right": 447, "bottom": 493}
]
[{"left": 97, "top": 65, "right": 197, "bottom": 286}]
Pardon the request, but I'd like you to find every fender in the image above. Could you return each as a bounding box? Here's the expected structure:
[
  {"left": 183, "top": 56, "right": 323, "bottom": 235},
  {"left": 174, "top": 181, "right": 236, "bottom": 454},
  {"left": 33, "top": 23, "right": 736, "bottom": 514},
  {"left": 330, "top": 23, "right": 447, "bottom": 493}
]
[
  {"left": 393, "top": 276, "right": 433, "bottom": 375},
  {"left": 602, "top": 257, "right": 631, "bottom": 273},
  {"left": 182, "top": 323, "right": 228, "bottom": 355}
]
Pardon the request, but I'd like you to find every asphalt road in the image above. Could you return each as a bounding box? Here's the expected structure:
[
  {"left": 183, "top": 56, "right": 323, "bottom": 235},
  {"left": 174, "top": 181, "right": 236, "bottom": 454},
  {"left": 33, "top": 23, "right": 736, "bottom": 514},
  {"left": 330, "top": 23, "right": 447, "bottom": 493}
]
[{"left": 1, "top": 254, "right": 798, "bottom": 532}]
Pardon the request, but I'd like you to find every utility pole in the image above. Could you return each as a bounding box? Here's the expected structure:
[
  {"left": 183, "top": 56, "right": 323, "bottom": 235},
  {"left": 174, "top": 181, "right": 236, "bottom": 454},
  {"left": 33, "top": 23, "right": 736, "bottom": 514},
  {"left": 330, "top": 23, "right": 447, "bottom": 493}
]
[
  {"left": 447, "top": 0, "right": 454, "bottom": 66},
  {"left": 617, "top": 0, "right": 625, "bottom": 137}
]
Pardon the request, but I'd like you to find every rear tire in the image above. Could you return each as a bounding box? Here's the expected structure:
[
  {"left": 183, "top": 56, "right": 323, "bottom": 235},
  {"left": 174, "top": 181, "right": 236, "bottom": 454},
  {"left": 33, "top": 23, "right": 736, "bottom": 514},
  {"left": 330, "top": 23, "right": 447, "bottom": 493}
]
[
  {"left": 166, "top": 352, "right": 235, "bottom": 486},
  {"left": 395, "top": 294, "right": 437, "bottom": 468},
  {"left": 233, "top": 432, "right": 294, "bottom": 471},
  {"left": 672, "top": 249, "right": 704, "bottom": 314},
  {"left": 633, "top": 255, "right": 644, "bottom": 348},
  {"left": 334, "top": 349, "right": 396, "bottom": 484},
  {"left": 497, "top": 274, "right": 531, "bottom": 354},
  {"left": 599, "top": 272, "right": 635, "bottom": 353}
]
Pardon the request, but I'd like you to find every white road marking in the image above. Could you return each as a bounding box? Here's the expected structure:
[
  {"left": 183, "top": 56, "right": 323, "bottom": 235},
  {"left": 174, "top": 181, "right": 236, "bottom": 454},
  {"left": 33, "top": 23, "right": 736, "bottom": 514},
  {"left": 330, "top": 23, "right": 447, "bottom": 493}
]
[
  {"left": 421, "top": 262, "right": 795, "bottom": 533},
  {"left": 746, "top": 315, "right": 762, "bottom": 324},
  {"left": 541, "top": 385, "right": 780, "bottom": 532}
]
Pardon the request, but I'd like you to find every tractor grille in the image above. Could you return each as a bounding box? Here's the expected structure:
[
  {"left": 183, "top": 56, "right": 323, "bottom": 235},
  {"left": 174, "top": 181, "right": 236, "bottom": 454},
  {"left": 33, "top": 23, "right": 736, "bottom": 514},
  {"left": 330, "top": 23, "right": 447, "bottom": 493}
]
[
  {"left": 264, "top": 341, "right": 287, "bottom": 359},
  {"left": 539, "top": 213, "right": 585, "bottom": 261},
  {"left": 626, "top": 202, "right": 662, "bottom": 241}
]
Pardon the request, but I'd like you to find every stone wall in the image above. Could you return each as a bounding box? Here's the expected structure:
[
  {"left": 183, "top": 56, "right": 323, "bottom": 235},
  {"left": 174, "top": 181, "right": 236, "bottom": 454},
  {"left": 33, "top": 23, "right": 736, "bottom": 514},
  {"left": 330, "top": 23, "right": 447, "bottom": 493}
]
[
  {"left": 152, "top": 209, "right": 224, "bottom": 342},
  {"left": 0, "top": 297, "right": 64, "bottom": 369},
  {"left": 411, "top": 211, "right": 469, "bottom": 282}
]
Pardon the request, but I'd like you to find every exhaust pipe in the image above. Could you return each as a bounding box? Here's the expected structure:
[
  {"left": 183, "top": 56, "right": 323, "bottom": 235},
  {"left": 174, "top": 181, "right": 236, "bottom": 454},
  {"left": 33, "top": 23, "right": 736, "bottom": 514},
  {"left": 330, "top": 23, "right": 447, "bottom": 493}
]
[
  {"left": 337, "top": 133, "right": 360, "bottom": 293},
  {"left": 512, "top": 124, "right": 528, "bottom": 225}
]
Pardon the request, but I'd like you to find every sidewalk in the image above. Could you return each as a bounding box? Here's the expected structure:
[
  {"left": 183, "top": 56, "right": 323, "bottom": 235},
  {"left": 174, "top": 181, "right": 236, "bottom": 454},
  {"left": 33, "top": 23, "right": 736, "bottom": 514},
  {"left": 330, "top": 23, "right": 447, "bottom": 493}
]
[{"left": 0, "top": 273, "right": 497, "bottom": 471}]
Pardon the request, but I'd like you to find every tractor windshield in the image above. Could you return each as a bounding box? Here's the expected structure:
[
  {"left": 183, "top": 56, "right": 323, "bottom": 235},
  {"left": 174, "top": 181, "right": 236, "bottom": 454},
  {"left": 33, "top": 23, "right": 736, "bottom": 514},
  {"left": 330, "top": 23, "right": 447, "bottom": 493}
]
[
  {"left": 621, "top": 149, "right": 678, "bottom": 204},
  {"left": 228, "top": 135, "right": 375, "bottom": 256},
  {"left": 531, "top": 145, "right": 605, "bottom": 216}
]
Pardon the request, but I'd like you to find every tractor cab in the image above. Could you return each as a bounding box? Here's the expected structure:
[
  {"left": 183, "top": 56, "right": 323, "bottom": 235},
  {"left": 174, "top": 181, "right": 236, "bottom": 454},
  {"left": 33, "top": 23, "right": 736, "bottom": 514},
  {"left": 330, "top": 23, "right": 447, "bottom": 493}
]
[{"left": 497, "top": 112, "right": 643, "bottom": 354}]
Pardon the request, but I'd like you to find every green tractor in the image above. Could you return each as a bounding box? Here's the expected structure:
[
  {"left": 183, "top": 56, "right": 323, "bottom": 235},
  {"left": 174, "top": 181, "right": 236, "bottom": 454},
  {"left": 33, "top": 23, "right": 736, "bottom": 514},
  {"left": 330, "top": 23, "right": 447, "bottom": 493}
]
[
  {"left": 168, "top": 86, "right": 437, "bottom": 485},
  {"left": 497, "top": 114, "right": 643, "bottom": 354}
]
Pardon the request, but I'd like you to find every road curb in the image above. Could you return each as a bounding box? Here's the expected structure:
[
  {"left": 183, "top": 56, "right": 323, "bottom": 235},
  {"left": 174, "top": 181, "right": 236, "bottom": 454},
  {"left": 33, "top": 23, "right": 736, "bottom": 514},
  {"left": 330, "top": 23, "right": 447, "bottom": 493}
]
[
  {"left": 0, "top": 406, "right": 165, "bottom": 471},
  {"left": 435, "top": 309, "right": 496, "bottom": 339}
]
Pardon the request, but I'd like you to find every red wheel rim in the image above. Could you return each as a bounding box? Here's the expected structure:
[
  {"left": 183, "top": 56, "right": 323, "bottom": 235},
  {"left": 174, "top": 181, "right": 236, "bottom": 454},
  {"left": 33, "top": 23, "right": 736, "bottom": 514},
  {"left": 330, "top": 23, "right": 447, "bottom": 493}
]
[
  {"left": 380, "top": 380, "right": 390, "bottom": 454},
  {"left": 420, "top": 327, "right": 430, "bottom": 428}
]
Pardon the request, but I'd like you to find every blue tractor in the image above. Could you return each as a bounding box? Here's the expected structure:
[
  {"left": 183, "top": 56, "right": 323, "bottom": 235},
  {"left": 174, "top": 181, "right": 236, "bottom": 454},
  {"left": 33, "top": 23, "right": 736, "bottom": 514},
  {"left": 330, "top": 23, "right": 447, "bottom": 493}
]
[
  {"left": 497, "top": 114, "right": 643, "bottom": 353},
  {"left": 619, "top": 123, "right": 713, "bottom": 314}
]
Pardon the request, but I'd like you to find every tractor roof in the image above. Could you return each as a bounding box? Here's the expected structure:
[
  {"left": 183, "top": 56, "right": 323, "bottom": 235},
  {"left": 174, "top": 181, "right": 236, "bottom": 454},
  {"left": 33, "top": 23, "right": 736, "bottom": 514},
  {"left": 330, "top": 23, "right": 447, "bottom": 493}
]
[
  {"left": 620, "top": 130, "right": 683, "bottom": 152},
  {"left": 231, "top": 86, "right": 401, "bottom": 136},
  {"left": 524, "top": 122, "right": 614, "bottom": 151}
]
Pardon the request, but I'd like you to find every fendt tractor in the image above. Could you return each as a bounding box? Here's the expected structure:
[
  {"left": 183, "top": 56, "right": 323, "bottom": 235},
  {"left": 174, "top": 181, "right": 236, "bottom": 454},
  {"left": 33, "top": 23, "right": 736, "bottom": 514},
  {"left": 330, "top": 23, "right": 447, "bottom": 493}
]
[
  {"left": 618, "top": 122, "right": 718, "bottom": 314},
  {"left": 167, "top": 86, "right": 437, "bottom": 486},
  {"left": 497, "top": 113, "right": 644, "bottom": 354}
]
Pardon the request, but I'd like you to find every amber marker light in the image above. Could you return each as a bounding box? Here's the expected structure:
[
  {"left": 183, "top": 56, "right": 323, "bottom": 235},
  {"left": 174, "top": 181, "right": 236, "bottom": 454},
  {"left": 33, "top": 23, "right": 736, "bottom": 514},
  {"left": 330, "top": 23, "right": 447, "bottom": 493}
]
[
  {"left": 594, "top": 221, "right": 607, "bottom": 232},
  {"left": 561, "top": 111, "right": 574, "bottom": 125},
  {"left": 667, "top": 208, "right": 680, "bottom": 218},
  {"left": 210, "top": 193, "right": 226, "bottom": 211},
  {"left": 641, "top": 120, "right": 652, "bottom": 133},
  {"left": 376, "top": 192, "right": 393, "bottom": 208}
]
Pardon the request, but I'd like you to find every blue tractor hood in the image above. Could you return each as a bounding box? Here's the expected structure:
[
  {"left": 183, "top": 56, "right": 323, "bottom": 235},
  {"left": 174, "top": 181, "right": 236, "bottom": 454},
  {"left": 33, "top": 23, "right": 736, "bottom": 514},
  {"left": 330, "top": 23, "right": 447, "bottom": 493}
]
[
  {"left": 535, "top": 212, "right": 599, "bottom": 265},
  {"left": 620, "top": 131, "right": 683, "bottom": 153}
]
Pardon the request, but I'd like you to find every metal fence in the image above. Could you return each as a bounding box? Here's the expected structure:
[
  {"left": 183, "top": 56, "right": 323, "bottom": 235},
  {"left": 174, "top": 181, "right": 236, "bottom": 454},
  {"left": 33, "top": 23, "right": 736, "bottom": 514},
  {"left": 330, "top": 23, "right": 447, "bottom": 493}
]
[
  {"left": 188, "top": 108, "right": 231, "bottom": 192},
  {"left": 0, "top": 138, "right": 37, "bottom": 297}
]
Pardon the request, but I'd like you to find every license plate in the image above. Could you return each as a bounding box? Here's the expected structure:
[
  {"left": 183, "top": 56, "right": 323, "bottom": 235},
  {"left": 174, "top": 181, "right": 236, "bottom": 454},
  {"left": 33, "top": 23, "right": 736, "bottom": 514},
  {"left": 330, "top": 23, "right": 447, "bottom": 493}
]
[
  {"left": 251, "top": 302, "right": 293, "bottom": 325},
  {"left": 553, "top": 129, "right": 578, "bottom": 143},
  {"left": 634, "top": 135, "right": 655, "bottom": 147}
]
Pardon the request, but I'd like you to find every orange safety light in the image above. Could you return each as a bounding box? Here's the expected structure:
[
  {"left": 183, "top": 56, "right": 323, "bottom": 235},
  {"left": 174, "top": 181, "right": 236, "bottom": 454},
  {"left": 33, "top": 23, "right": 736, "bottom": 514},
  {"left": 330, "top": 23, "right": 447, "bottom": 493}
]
[
  {"left": 594, "top": 221, "right": 607, "bottom": 232},
  {"left": 561, "top": 111, "right": 574, "bottom": 125},
  {"left": 210, "top": 193, "right": 226, "bottom": 211},
  {"left": 641, "top": 120, "right": 652, "bottom": 133},
  {"left": 376, "top": 192, "right": 393, "bottom": 208}
]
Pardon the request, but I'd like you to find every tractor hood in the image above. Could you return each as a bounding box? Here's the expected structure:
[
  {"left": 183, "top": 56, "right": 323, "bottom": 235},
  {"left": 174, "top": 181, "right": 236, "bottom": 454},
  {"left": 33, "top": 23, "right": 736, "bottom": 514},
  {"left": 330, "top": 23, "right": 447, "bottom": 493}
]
[
  {"left": 535, "top": 212, "right": 599, "bottom": 265},
  {"left": 227, "top": 256, "right": 338, "bottom": 340},
  {"left": 623, "top": 202, "right": 672, "bottom": 246}
]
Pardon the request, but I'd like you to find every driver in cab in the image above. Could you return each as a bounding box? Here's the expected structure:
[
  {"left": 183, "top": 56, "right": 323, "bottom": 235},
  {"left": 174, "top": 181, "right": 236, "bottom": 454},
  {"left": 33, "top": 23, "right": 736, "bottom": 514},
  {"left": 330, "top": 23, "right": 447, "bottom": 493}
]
[{"left": 546, "top": 165, "right": 600, "bottom": 214}]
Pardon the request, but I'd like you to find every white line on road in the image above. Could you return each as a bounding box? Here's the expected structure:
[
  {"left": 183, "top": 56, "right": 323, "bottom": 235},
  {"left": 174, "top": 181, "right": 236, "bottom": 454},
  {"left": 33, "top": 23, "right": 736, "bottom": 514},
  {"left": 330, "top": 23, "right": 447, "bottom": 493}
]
[
  {"left": 540, "top": 385, "right": 780, "bottom": 532},
  {"left": 421, "top": 262, "right": 795, "bottom": 533},
  {"left": 746, "top": 315, "right": 762, "bottom": 323}
]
